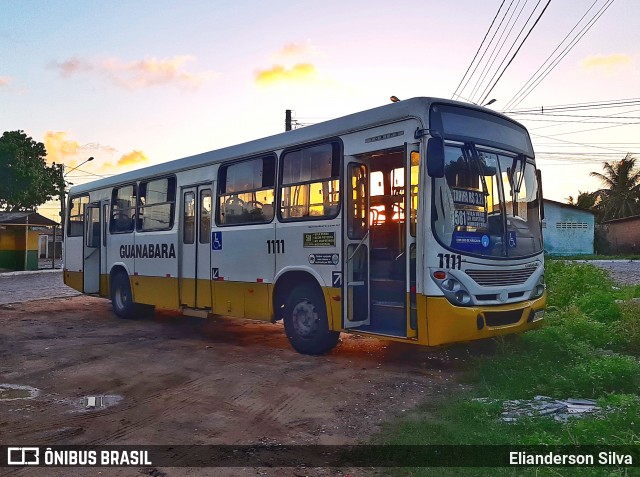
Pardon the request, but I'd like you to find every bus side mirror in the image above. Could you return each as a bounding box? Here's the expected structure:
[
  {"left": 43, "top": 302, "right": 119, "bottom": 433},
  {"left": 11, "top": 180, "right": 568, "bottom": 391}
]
[
  {"left": 427, "top": 136, "right": 445, "bottom": 178},
  {"left": 536, "top": 168, "right": 544, "bottom": 220}
]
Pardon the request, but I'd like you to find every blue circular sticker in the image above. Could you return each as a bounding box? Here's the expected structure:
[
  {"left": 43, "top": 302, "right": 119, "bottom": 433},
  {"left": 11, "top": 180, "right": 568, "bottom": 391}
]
[{"left": 481, "top": 235, "right": 490, "bottom": 248}]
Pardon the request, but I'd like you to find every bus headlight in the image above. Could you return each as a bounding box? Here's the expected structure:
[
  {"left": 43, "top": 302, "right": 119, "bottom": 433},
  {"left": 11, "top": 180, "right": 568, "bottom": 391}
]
[
  {"left": 441, "top": 278, "right": 461, "bottom": 292},
  {"left": 455, "top": 290, "right": 472, "bottom": 305},
  {"left": 436, "top": 276, "right": 473, "bottom": 306},
  {"left": 530, "top": 274, "right": 545, "bottom": 299}
]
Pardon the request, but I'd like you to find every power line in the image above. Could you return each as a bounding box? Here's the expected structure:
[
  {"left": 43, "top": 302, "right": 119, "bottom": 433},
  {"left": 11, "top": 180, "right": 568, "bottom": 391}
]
[
  {"left": 479, "top": 0, "right": 552, "bottom": 106},
  {"left": 512, "top": 113, "right": 640, "bottom": 119},
  {"left": 537, "top": 152, "right": 640, "bottom": 156},
  {"left": 531, "top": 132, "right": 631, "bottom": 154},
  {"left": 470, "top": 0, "right": 530, "bottom": 104},
  {"left": 468, "top": 0, "right": 520, "bottom": 103},
  {"left": 476, "top": 0, "right": 543, "bottom": 105},
  {"left": 452, "top": 0, "right": 506, "bottom": 100},
  {"left": 506, "top": 98, "right": 640, "bottom": 114},
  {"left": 535, "top": 119, "right": 640, "bottom": 137},
  {"left": 504, "top": 0, "right": 615, "bottom": 110},
  {"left": 502, "top": 0, "right": 600, "bottom": 110}
]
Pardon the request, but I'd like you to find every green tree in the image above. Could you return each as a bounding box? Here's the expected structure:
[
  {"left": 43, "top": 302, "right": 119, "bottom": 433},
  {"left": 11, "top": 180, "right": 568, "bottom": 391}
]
[
  {"left": 0, "top": 130, "right": 63, "bottom": 212},
  {"left": 590, "top": 154, "right": 640, "bottom": 221},
  {"left": 575, "top": 191, "right": 598, "bottom": 210}
]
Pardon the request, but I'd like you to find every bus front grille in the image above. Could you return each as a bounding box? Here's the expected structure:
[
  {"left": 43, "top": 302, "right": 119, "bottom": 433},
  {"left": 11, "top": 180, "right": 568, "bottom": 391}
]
[{"left": 465, "top": 268, "right": 535, "bottom": 287}]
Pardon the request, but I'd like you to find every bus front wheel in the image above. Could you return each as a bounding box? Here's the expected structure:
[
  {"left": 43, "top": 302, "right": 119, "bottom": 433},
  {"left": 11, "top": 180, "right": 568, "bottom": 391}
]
[
  {"left": 284, "top": 284, "right": 340, "bottom": 355},
  {"left": 110, "top": 272, "right": 136, "bottom": 319}
]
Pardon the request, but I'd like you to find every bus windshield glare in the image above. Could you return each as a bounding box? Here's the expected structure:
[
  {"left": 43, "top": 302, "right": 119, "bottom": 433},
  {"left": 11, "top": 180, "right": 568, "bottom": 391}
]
[{"left": 433, "top": 143, "right": 543, "bottom": 258}]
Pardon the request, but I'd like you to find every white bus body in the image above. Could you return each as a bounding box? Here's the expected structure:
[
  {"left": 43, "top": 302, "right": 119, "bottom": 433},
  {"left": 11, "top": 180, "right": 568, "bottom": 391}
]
[{"left": 64, "top": 97, "right": 546, "bottom": 354}]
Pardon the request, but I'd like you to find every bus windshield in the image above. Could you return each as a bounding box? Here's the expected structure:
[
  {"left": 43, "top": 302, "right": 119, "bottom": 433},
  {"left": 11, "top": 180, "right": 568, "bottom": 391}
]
[{"left": 433, "top": 143, "right": 543, "bottom": 258}]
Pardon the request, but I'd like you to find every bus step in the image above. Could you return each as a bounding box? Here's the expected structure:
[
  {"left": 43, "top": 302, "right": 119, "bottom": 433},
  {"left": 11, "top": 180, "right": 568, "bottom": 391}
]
[
  {"left": 181, "top": 307, "right": 211, "bottom": 318},
  {"left": 372, "top": 300, "right": 404, "bottom": 309},
  {"left": 371, "top": 278, "right": 404, "bottom": 302},
  {"left": 360, "top": 300, "right": 407, "bottom": 337}
]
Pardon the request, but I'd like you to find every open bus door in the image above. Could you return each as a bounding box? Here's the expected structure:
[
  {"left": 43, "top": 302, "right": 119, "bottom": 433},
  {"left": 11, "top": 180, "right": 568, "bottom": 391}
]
[
  {"left": 83, "top": 202, "right": 101, "bottom": 294},
  {"left": 405, "top": 143, "right": 420, "bottom": 338},
  {"left": 342, "top": 159, "right": 370, "bottom": 329}
]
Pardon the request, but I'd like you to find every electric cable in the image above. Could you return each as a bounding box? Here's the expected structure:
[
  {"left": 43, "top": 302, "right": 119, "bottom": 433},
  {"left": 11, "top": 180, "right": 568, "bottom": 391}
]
[
  {"left": 479, "top": 0, "right": 552, "bottom": 106},
  {"left": 452, "top": 0, "right": 506, "bottom": 100}
]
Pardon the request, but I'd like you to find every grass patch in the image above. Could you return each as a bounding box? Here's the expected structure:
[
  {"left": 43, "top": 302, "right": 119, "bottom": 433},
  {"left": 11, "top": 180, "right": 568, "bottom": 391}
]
[
  {"left": 547, "top": 254, "right": 640, "bottom": 261},
  {"left": 375, "top": 261, "right": 640, "bottom": 476}
]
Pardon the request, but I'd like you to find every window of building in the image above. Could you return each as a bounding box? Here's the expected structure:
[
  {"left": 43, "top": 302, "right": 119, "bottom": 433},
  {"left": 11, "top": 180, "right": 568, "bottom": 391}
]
[
  {"left": 110, "top": 184, "right": 137, "bottom": 233},
  {"left": 137, "top": 177, "right": 176, "bottom": 231},
  {"left": 556, "top": 222, "right": 588, "bottom": 229},
  {"left": 279, "top": 142, "right": 341, "bottom": 220},
  {"left": 217, "top": 156, "right": 275, "bottom": 225},
  {"left": 67, "top": 195, "right": 89, "bottom": 237}
]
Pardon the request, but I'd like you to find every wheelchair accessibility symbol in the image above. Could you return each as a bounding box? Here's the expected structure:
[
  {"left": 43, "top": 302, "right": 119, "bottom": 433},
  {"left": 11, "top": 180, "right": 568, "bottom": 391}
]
[
  {"left": 508, "top": 231, "right": 517, "bottom": 248},
  {"left": 212, "top": 231, "right": 223, "bottom": 251}
]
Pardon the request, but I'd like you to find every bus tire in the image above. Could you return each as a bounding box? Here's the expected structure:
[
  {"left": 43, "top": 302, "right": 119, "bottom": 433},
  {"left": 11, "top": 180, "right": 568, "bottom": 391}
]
[
  {"left": 110, "top": 271, "right": 136, "bottom": 319},
  {"left": 283, "top": 284, "right": 340, "bottom": 355}
]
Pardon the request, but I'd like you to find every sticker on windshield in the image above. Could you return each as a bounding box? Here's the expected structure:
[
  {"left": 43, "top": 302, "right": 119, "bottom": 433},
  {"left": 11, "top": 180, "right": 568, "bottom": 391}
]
[
  {"left": 508, "top": 231, "right": 517, "bottom": 248},
  {"left": 451, "top": 231, "right": 489, "bottom": 252}
]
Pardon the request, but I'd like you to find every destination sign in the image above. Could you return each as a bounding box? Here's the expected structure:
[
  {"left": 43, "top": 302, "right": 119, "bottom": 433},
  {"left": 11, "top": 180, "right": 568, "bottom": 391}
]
[
  {"left": 454, "top": 209, "right": 488, "bottom": 229},
  {"left": 452, "top": 187, "right": 486, "bottom": 207}
]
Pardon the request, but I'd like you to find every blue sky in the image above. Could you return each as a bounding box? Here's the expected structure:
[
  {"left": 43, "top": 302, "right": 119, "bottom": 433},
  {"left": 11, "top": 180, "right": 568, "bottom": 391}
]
[{"left": 1, "top": 0, "right": 638, "bottom": 218}]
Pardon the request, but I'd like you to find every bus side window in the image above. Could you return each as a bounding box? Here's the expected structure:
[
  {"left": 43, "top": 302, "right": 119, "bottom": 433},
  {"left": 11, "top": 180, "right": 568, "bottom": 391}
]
[
  {"left": 67, "top": 195, "right": 89, "bottom": 237},
  {"left": 279, "top": 142, "right": 341, "bottom": 221},
  {"left": 137, "top": 177, "right": 176, "bottom": 232},
  {"left": 216, "top": 155, "right": 275, "bottom": 226},
  {"left": 199, "top": 189, "right": 212, "bottom": 243},
  {"left": 110, "top": 184, "right": 137, "bottom": 234}
]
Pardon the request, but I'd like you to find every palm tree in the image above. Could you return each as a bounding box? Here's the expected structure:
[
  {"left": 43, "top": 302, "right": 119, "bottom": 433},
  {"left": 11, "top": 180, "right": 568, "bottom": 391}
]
[{"left": 590, "top": 154, "right": 640, "bottom": 221}]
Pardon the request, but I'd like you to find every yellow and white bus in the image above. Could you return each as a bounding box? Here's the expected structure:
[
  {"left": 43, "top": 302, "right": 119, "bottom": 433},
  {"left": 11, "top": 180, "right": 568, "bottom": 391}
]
[{"left": 64, "top": 97, "right": 546, "bottom": 355}]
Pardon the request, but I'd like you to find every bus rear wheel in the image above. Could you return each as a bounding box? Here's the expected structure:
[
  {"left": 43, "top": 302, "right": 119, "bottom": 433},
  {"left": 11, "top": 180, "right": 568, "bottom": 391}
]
[
  {"left": 110, "top": 271, "right": 136, "bottom": 319},
  {"left": 283, "top": 284, "right": 340, "bottom": 355}
]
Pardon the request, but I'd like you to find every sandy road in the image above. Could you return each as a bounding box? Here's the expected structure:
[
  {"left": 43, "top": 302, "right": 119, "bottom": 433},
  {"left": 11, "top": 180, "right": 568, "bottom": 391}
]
[{"left": 0, "top": 295, "right": 468, "bottom": 477}]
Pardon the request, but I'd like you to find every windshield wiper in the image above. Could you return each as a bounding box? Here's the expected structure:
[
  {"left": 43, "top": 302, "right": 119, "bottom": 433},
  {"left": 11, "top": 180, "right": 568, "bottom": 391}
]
[
  {"left": 466, "top": 143, "right": 489, "bottom": 197},
  {"left": 510, "top": 154, "right": 526, "bottom": 195}
]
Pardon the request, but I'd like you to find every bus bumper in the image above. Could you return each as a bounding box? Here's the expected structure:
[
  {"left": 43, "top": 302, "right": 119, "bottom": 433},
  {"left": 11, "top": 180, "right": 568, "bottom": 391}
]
[{"left": 425, "top": 292, "right": 546, "bottom": 346}]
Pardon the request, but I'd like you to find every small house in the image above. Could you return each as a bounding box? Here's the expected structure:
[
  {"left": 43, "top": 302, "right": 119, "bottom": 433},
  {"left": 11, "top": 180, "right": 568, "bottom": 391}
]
[
  {"left": 542, "top": 199, "right": 595, "bottom": 256},
  {"left": 601, "top": 215, "right": 640, "bottom": 254},
  {"left": 0, "top": 212, "right": 59, "bottom": 271}
]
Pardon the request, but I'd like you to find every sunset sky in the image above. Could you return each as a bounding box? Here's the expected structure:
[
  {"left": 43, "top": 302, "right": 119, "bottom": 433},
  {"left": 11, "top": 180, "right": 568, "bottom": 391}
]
[{"left": 1, "top": 0, "right": 639, "bottom": 219}]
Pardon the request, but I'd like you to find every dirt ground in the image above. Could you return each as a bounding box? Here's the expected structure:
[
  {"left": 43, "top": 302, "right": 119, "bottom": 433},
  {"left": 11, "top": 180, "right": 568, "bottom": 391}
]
[{"left": 0, "top": 295, "right": 472, "bottom": 477}]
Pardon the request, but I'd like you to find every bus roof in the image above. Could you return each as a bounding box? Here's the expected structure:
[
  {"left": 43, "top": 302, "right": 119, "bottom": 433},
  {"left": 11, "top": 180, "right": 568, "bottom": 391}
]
[{"left": 69, "top": 97, "right": 526, "bottom": 195}]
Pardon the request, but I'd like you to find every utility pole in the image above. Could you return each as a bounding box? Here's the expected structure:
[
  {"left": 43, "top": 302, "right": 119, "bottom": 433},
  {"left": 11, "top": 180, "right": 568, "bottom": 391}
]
[
  {"left": 59, "top": 163, "right": 66, "bottom": 238},
  {"left": 285, "top": 109, "right": 292, "bottom": 131}
]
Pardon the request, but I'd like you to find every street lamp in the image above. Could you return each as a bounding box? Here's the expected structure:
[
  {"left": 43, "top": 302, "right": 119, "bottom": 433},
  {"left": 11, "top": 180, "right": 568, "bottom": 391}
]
[{"left": 59, "top": 156, "right": 94, "bottom": 226}]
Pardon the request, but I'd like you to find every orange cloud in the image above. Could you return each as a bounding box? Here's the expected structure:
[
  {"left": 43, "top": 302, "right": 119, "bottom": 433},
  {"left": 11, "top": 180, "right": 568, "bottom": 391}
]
[
  {"left": 581, "top": 54, "right": 631, "bottom": 73},
  {"left": 43, "top": 131, "right": 81, "bottom": 166},
  {"left": 0, "top": 76, "right": 11, "bottom": 87},
  {"left": 52, "top": 55, "right": 217, "bottom": 90},
  {"left": 44, "top": 131, "right": 119, "bottom": 176},
  {"left": 117, "top": 150, "right": 148, "bottom": 167},
  {"left": 255, "top": 63, "right": 317, "bottom": 85}
]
